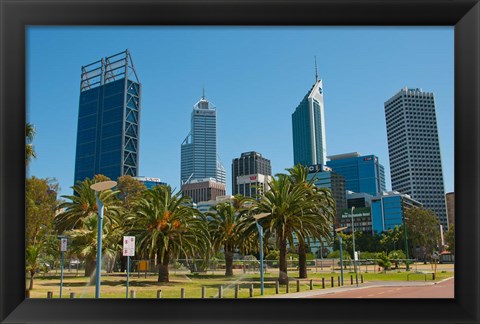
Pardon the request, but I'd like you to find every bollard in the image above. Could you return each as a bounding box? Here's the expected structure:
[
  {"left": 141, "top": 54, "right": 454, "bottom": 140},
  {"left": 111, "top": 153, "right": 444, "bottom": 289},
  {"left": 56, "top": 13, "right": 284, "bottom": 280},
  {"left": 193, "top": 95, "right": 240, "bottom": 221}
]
[
  {"left": 25, "top": 290, "right": 30, "bottom": 298},
  {"left": 181, "top": 288, "right": 185, "bottom": 299},
  {"left": 351, "top": 275, "right": 353, "bottom": 285},
  {"left": 157, "top": 290, "right": 162, "bottom": 298},
  {"left": 361, "top": 274, "right": 364, "bottom": 283},
  {"left": 331, "top": 276, "right": 334, "bottom": 287},
  {"left": 322, "top": 277, "right": 325, "bottom": 289},
  {"left": 286, "top": 280, "right": 289, "bottom": 293},
  {"left": 275, "top": 280, "right": 279, "bottom": 294},
  {"left": 47, "top": 291, "right": 53, "bottom": 299},
  {"left": 309, "top": 279, "right": 313, "bottom": 290},
  {"left": 130, "top": 290, "right": 136, "bottom": 298},
  {"left": 235, "top": 284, "right": 239, "bottom": 298},
  {"left": 249, "top": 284, "right": 254, "bottom": 297},
  {"left": 201, "top": 286, "right": 206, "bottom": 299},
  {"left": 432, "top": 273, "right": 436, "bottom": 280},
  {"left": 69, "top": 292, "right": 76, "bottom": 299},
  {"left": 296, "top": 280, "right": 300, "bottom": 292},
  {"left": 338, "top": 276, "right": 340, "bottom": 286},
  {"left": 218, "top": 286, "right": 223, "bottom": 298}
]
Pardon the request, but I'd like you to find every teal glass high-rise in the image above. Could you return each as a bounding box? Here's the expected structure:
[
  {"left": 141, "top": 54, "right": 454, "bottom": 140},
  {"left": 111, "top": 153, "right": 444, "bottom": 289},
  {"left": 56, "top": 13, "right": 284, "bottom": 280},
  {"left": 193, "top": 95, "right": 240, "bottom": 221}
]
[
  {"left": 292, "top": 78, "right": 327, "bottom": 166},
  {"left": 181, "top": 94, "right": 226, "bottom": 185},
  {"left": 74, "top": 50, "right": 141, "bottom": 184}
]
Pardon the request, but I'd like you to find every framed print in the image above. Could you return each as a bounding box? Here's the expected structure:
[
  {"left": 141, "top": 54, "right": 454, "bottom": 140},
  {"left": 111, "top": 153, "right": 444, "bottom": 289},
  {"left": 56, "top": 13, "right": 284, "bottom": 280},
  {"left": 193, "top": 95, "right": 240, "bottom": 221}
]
[{"left": 1, "top": 0, "right": 479, "bottom": 323}]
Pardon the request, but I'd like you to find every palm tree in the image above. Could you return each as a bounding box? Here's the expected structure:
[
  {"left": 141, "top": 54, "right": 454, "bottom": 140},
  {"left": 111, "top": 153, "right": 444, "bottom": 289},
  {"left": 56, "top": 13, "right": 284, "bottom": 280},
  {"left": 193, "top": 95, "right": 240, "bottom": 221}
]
[
  {"left": 207, "top": 201, "right": 249, "bottom": 276},
  {"left": 128, "top": 185, "right": 209, "bottom": 283},
  {"left": 54, "top": 177, "right": 124, "bottom": 276},
  {"left": 26, "top": 244, "right": 42, "bottom": 290},
  {"left": 286, "top": 165, "right": 336, "bottom": 278},
  {"left": 26, "top": 122, "right": 36, "bottom": 164}
]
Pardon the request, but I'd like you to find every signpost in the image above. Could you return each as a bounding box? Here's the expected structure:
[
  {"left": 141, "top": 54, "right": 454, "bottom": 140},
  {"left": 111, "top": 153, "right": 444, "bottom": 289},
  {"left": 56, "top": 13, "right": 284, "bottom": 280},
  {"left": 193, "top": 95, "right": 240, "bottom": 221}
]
[
  {"left": 59, "top": 236, "right": 67, "bottom": 298},
  {"left": 123, "top": 236, "right": 135, "bottom": 298}
]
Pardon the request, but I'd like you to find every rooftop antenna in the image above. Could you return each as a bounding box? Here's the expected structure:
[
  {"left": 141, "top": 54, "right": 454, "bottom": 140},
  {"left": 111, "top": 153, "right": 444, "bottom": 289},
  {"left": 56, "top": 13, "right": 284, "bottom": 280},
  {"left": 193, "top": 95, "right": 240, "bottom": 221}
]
[
  {"left": 314, "top": 56, "right": 318, "bottom": 82},
  {"left": 202, "top": 86, "right": 205, "bottom": 100}
]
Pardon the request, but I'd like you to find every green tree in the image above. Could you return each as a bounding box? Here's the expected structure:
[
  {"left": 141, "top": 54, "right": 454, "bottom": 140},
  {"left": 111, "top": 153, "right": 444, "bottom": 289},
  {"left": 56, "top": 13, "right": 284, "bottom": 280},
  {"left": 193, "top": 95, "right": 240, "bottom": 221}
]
[
  {"left": 116, "top": 175, "right": 147, "bottom": 209},
  {"left": 286, "top": 164, "right": 335, "bottom": 278},
  {"left": 388, "top": 250, "right": 406, "bottom": 269},
  {"left": 376, "top": 252, "right": 391, "bottom": 271},
  {"left": 249, "top": 172, "right": 333, "bottom": 284},
  {"left": 207, "top": 201, "right": 246, "bottom": 276},
  {"left": 26, "top": 122, "right": 36, "bottom": 164},
  {"left": 26, "top": 177, "right": 59, "bottom": 290},
  {"left": 380, "top": 226, "right": 403, "bottom": 252},
  {"left": 444, "top": 224, "right": 455, "bottom": 254},
  {"left": 128, "top": 185, "right": 209, "bottom": 282},
  {"left": 405, "top": 208, "right": 441, "bottom": 261},
  {"left": 55, "top": 177, "right": 124, "bottom": 276}
]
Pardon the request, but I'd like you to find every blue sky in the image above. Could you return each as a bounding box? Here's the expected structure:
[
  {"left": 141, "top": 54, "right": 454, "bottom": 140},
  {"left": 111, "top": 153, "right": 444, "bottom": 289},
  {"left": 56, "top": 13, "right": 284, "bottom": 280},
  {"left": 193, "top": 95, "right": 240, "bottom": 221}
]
[{"left": 27, "top": 27, "right": 454, "bottom": 197}]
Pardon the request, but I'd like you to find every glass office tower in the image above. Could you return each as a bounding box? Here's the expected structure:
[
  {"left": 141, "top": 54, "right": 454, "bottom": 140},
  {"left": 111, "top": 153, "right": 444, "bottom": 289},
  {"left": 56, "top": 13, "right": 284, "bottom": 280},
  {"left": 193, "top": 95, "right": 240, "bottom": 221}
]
[
  {"left": 232, "top": 151, "right": 272, "bottom": 196},
  {"left": 326, "top": 152, "right": 386, "bottom": 196},
  {"left": 292, "top": 78, "right": 327, "bottom": 166},
  {"left": 74, "top": 50, "right": 141, "bottom": 184},
  {"left": 384, "top": 87, "right": 447, "bottom": 229},
  {"left": 181, "top": 94, "right": 226, "bottom": 185}
]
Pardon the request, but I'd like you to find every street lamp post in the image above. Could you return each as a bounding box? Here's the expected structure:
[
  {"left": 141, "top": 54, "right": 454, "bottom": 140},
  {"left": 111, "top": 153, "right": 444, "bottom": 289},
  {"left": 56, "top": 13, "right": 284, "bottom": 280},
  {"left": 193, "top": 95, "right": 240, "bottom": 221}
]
[
  {"left": 90, "top": 180, "right": 117, "bottom": 299},
  {"left": 351, "top": 206, "right": 359, "bottom": 287},
  {"left": 335, "top": 226, "right": 348, "bottom": 286},
  {"left": 58, "top": 235, "right": 67, "bottom": 298},
  {"left": 253, "top": 213, "right": 270, "bottom": 296}
]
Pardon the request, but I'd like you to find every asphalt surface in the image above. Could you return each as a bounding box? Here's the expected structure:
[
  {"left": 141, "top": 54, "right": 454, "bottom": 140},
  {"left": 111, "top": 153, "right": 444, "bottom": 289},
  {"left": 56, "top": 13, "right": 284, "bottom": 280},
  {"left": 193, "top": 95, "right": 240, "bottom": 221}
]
[
  {"left": 262, "top": 277, "right": 454, "bottom": 298},
  {"left": 312, "top": 277, "right": 454, "bottom": 298}
]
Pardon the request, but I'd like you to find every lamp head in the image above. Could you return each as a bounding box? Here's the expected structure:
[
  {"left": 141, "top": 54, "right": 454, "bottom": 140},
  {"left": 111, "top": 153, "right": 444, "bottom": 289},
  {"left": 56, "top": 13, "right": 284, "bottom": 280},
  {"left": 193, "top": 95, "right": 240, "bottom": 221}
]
[
  {"left": 335, "top": 226, "right": 348, "bottom": 233},
  {"left": 90, "top": 180, "right": 117, "bottom": 192}
]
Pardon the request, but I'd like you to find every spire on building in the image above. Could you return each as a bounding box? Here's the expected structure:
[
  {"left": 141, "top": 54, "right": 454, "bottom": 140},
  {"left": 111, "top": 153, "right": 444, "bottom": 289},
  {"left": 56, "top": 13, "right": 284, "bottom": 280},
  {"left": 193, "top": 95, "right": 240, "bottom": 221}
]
[{"left": 315, "top": 56, "right": 318, "bottom": 82}]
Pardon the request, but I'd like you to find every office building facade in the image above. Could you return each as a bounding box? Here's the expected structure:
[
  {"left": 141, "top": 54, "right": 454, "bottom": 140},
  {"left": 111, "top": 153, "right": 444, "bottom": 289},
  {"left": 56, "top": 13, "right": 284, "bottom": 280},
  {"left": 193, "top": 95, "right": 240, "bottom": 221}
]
[
  {"left": 181, "top": 94, "right": 226, "bottom": 186},
  {"left": 327, "top": 152, "right": 386, "bottom": 196},
  {"left": 74, "top": 50, "right": 141, "bottom": 183},
  {"left": 181, "top": 178, "right": 226, "bottom": 204},
  {"left": 134, "top": 176, "right": 167, "bottom": 189},
  {"left": 446, "top": 192, "right": 455, "bottom": 227},
  {"left": 371, "top": 191, "right": 423, "bottom": 233},
  {"left": 384, "top": 87, "right": 448, "bottom": 229},
  {"left": 232, "top": 151, "right": 272, "bottom": 196},
  {"left": 292, "top": 78, "right": 327, "bottom": 166}
]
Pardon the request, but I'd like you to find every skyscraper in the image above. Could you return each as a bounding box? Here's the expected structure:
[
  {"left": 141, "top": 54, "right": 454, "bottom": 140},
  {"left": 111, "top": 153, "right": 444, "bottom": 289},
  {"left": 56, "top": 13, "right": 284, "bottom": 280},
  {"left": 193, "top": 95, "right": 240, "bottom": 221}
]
[
  {"left": 292, "top": 65, "right": 327, "bottom": 166},
  {"left": 384, "top": 87, "right": 448, "bottom": 229},
  {"left": 74, "top": 50, "right": 141, "bottom": 184},
  {"left": 232, "top": 151, "right": 272, "bottom": 196},
  {"left": 181, "top": 93, "right": 226, "bottom": 186},
  {"left": 326, "top": 152, "right": 386, "bottom": 196}
]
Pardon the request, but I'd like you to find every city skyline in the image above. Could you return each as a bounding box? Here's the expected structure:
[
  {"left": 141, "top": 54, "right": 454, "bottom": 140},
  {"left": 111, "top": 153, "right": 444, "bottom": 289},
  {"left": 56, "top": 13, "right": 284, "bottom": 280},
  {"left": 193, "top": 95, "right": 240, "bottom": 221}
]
[{"left": 27, "top": 27, "right": 454, "bottom": 199}]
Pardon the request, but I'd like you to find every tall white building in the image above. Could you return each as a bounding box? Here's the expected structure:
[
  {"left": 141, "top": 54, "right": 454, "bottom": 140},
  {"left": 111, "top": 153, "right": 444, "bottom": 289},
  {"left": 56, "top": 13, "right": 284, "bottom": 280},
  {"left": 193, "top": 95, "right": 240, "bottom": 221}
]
[
  {"left": 181, "top": 93, "right": 226, "bottom": 186},
  {"left": 384, "top": 87, "right": 448, "bottom": 229},
  {"left": 292, "top": 63, "right": 327, "bottom": 166}
]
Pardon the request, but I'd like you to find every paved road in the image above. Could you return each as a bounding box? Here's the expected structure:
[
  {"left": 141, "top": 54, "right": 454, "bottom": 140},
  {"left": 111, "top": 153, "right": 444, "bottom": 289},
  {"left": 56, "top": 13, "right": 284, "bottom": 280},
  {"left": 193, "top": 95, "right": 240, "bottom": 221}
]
[{"left": 311, "top": 277, "right": 454, "bottom": 298}]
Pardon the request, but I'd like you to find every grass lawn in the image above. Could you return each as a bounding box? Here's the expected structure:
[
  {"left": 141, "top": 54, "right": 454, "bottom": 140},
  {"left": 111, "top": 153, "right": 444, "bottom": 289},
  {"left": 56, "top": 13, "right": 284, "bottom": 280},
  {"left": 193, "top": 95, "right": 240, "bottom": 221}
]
[{"left": 27, "top": 266, "right": 454, "bottom": 298}]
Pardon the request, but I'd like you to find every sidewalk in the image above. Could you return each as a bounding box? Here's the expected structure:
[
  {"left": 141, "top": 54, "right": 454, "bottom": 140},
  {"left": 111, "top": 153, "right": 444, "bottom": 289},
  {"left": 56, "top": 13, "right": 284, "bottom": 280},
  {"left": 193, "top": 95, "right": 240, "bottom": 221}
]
[{"left": 259, "top": 277, "right": 454, "bottom": 298}]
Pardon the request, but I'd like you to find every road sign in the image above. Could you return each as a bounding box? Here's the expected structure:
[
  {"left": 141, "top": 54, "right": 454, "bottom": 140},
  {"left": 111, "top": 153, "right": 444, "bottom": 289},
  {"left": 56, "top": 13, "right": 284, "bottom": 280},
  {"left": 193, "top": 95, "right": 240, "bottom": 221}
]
[
  {"left": 60, "top": 238, "right": 68, "bottom": 252},
  {"left": 123, "top": 236, "right": 135, "bottom": 256}
]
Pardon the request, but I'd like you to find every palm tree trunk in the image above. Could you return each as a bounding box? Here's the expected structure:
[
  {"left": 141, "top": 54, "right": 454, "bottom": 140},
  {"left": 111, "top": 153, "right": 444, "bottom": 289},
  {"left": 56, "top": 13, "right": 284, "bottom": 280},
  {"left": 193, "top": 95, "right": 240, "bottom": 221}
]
[
  {"left": 298, "top": 240, "right": 308, "bottom": 278},
  {"left": 29, "top": 270, "right": 35, "bottom": 290},
  {"left": 85, "top": 257, "right": 96, "bottom": 279},
  {"left": 278, "top": 238, "right": 288, "bottom": 284},
  {"left": 225, "top": 245, "right": 234, "bottom": 277},
  {"left": 158, "top": 251, "right": 170, "bottom": 282}
]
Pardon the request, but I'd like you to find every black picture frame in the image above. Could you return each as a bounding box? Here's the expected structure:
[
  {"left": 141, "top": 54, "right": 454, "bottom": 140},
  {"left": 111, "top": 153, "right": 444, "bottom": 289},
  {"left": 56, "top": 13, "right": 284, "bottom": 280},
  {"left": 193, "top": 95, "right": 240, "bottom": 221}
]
[{"left": 1, "top": 0, "right": 479, "bottom": 323}]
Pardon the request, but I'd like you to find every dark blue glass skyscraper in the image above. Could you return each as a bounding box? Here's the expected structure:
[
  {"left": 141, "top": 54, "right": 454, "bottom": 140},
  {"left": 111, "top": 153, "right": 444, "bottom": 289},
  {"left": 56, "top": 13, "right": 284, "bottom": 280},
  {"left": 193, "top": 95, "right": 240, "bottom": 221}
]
[
  {"left": 326, "top": 152, "right": 386, "bottom": 196},
  {"left": 74, "top": 50, "right": 141, "bottom": 184}
]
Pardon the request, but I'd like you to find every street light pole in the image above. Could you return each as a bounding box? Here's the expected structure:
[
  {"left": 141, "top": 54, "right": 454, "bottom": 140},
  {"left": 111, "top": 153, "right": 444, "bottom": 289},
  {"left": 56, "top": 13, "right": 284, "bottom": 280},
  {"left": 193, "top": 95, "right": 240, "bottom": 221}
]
[
  {"left": 351, "top": 206, "right": 359, "bottom": 287},
  {"left": 90, "top": 180, "right": 117, "bottom": 299},
  {"left": 335, "top": 226, "right": 348, "bottom": 286},
  {"left": 253, "top": 213, "right": 270, "bottom": 296}
]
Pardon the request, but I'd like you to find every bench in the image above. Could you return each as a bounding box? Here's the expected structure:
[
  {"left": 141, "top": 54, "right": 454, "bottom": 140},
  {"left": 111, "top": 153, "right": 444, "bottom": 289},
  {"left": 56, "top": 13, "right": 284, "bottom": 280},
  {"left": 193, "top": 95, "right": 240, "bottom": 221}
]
[{"left": 407, "top": 271, "right": 436, "bottom": 281}]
